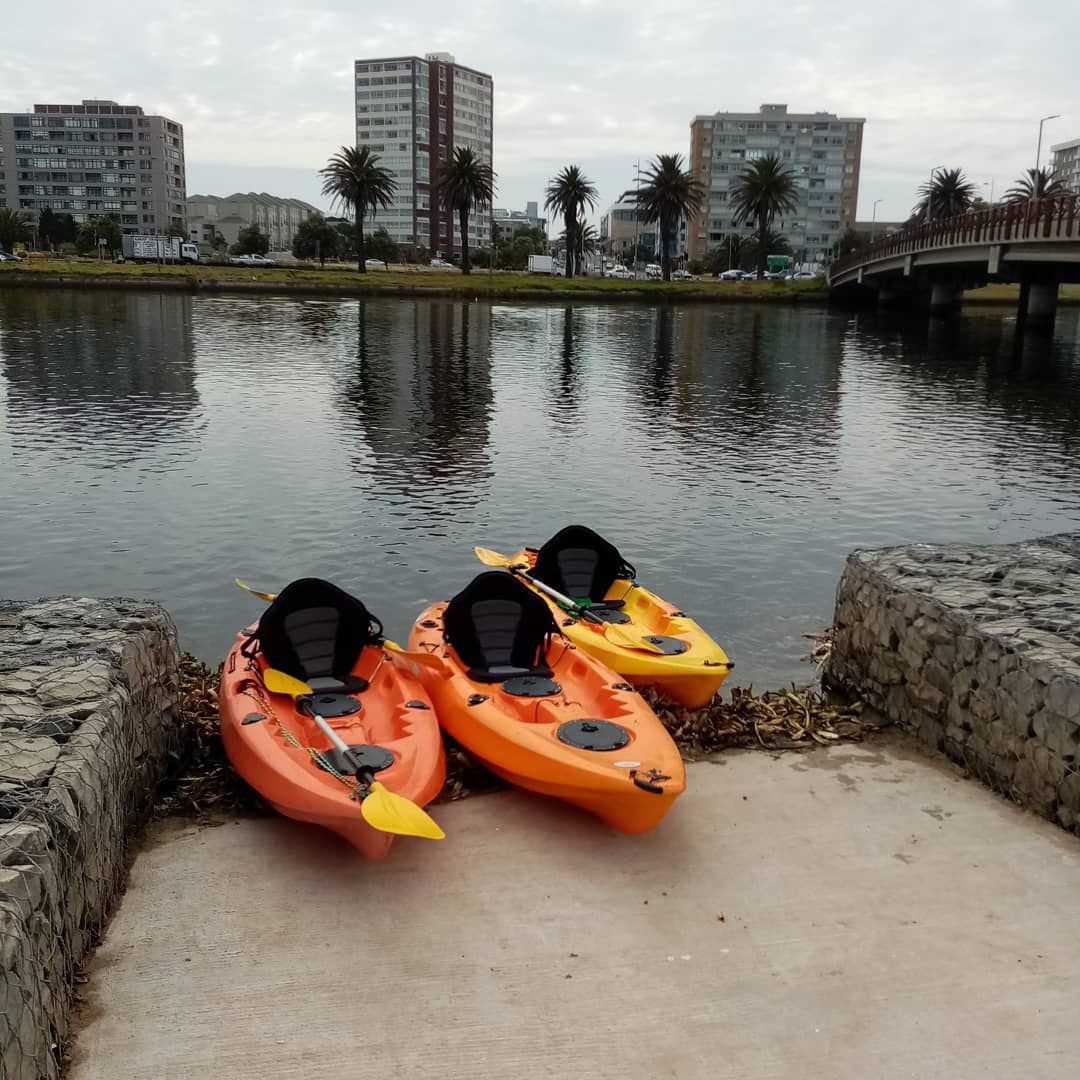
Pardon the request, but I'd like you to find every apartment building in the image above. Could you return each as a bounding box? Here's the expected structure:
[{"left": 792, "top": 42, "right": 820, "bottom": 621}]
[
  {"left": 0, "top": 99, "right": 185, "bottom": 235},
  {"left": 687, "top": 104, "right": 864, "bottom": 264},
  {"left": 492, "top": 201, "right": 546, "bottom": 244},
  {"left": 1050, "top": 138, "right": 1080, "bottom": 194},
  {"left": 187, "top": 192, "right": 320, "bottom": 250},
  {"left": 354, "top": 52, "right": 493, "bottom": 256}
]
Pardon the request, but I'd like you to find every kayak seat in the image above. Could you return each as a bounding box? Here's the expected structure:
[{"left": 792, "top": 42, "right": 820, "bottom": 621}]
[
  {"left": 532, "top": 525, "right": 636, "bottom": 603},
  {"left": 444, "top": 572, "right": 559, "bottom": 684},
  {"left": 247, "top": 578, "right": 384, "bottom": 689}
]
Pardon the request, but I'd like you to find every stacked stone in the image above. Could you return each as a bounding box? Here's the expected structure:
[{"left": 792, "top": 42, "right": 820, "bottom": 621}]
[
  {"left": 827, "top": 532, "right": 1080, "bottom": 834},
  {"left": 0, "top": 598, "right": 180, "bottom": 1080}
]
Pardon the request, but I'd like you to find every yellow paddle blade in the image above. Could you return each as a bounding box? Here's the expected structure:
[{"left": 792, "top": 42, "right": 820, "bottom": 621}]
[
  {"left": 604, "top": 623, "right": 668, "bottom": 654},
  {"left": 235, "top": 578, "right": 277, "bottom": 602},
  {"left": 382, "top": 640, "right": 446, "bottom": 674},
  {"left": 361, "top": 781, "right": 445, "bottom": 840},
  {"left": 474, "top": 546, "right": 514, "bottom": 568},
  {"left": 263, "top": 667, "right": 313, "bottom": 697}
]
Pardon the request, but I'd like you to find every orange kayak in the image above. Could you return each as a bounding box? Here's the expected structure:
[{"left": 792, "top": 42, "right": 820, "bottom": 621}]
[
  {"left": 220, "top": 578, "right": 445, "bottom": 859},
  {"left": 407, "top": 572, "right": 685, "bottom": 833}
]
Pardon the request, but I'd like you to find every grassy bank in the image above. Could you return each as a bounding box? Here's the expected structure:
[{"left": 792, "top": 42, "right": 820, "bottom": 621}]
[{"left": 0, "top": 258, "right": 827, "bottom": 302}]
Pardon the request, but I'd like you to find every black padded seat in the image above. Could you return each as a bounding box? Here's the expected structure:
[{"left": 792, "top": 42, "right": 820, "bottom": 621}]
[
  {"left": 247, "top": 578, "right": 383, "bottom": 686},
  {"left": 443, "top": 572, "right": 559, "bottom": 683},
  {"left": 531, "top": 525, "right": 636, "bottom": 604}
]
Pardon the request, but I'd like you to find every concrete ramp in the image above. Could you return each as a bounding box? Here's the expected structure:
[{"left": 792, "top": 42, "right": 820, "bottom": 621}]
[{"left": 69, "top": 742, "right": 1080, "bottom": 1080}]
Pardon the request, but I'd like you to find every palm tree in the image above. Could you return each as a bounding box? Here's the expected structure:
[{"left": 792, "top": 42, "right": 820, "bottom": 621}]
[
  {"left": 559, "top": 218, "right": 598, "bottom": 273},
  {"left": 635, "top": 153, "right": 704, "bottom": 281},
  {"left": 0, "top": 207, "right": 30, "bottom": 254},
  {"left": 545, "top": 165, "right": 598, "bottom": 278},
  {"left": 434, "top": 146, "right": 495, "bottom": 275},
  {"left": 911, "top": 168, "right": 975, "bottom": 222},
  {"left": 319, "top": 146, "right": 397, "bottom": 273},
  {"left": 730, "top": 154, "right": 798, "bottom": 279},
  {"left": 1003, "top": 167, "right": 1073, "bottom": 204}
]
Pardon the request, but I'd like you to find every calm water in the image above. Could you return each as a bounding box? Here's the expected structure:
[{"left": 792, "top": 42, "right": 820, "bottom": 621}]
[{"left": 2, "top": 290, "right": 1079, "bottom": 687}]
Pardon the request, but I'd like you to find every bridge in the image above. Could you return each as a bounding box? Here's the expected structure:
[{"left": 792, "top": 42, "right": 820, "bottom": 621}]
[{"left": 828, "top": 195, "right": 1080, "bottom": 327}]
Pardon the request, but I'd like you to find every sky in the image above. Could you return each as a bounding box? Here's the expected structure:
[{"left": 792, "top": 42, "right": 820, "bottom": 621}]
[{"left": 2, "top": 0, "right": 1078, "bottom": 227}]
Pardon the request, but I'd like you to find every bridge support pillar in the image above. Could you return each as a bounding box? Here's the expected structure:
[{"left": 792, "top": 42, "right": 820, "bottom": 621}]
[
  {"left": 1023, "top": 282, "right": 1059, "bottom": 329},
  {"left": 929, "top": 283, "right": 961, "bottom": 314}
]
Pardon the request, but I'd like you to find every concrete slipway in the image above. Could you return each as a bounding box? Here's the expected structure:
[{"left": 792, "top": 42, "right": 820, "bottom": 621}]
[{"left": 69, "top": 738, "right": 1080, "bottom": 1080}]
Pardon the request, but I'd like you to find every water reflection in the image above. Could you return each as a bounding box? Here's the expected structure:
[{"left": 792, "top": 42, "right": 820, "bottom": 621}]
[
  {"left": 0, "top": 291, "right": 1078, "bottom": 686},
  {"left": 0, "top": 290, "right": 198, "bottom": 465},
  {"left": 341, "top": 299, "right": 494, "bottom": 517}
]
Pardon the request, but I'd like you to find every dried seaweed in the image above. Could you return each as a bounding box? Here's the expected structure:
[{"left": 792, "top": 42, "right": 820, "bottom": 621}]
[{"left": 159, "top": 643, "right": 861, "bottom": 816}]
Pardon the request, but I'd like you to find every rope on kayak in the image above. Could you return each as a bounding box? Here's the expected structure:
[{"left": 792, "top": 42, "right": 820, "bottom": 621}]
[{"left": 239, "top": 683, "right": 365, "bottom": 799}]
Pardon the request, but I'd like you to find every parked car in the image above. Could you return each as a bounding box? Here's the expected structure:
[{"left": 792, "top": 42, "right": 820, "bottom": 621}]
[
  {"left": 671, "top": 268, "right": 693, "bottom": 281},
  {"left": 230, "top": 253, "right": 276, "bottom": 267},
  {"left": 719, "top": 268, "right": 744, "bottom": 280},
  {"left": 793, "top": 271, "right": 818, "bottom": 280},
  {"left": 645, "top": 263, "right": 662, "bottom": 279},
  {"left": 604, "top": 264, "right": 633, "bottom": 279},
  {"left": 0, "top": 251, "right": 24, "bottom": 262},
  {"left": 430, "top": 257, "right": 452, "bottom": 268},
  {"left": 365, "top": 258, "right": 387, "bottom": 269}
]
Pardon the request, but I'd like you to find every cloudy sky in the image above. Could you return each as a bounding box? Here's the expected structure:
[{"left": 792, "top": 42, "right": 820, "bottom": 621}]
[{"left": 2, "top": 0, "right": 1077, "bottom": 225}]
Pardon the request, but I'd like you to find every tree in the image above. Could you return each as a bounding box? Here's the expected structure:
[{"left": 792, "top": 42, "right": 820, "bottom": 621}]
[
  {"left": 210, "top": 232, "right": 229, "bottom": 257},
  {"left": 834, "top": 226, "right": 871, "bottom": 256},
  {"left": 0, "top": 208, "right": 30, "bottom": 253},
  {"left": 335, "top": 221, "right": 358, "bottom": 259},
  {"left": 1003, "top": 167, "right": 1073, "bottom": 204},
  {"left": 231, "top": 224, "right": 270, "bottom": 256},
  {"left": 55, "top": 214, "right": 78, "bottom": 247},
  {"left": 365, "top": 227, "right": 399, "bottom": 266},
  {"left": 292, "top": 213, "right": 340, "bottom": 267},
  {"left": 744, "top": 230, "right": 792, "bottom": 269},
  {"left": 320, "top": 145, "right": 397, "bottom": 273},
  {"left": 635, "top": 153, "right": 704, "bottom": 280},
  {"left": 545, "top": 165, "right": 598, "bottom": 278},
  {"left": 912, "top": 168, "right": 975, "bottom": 222},
  {"left": 730, "top": 154, "right": 799, "bottom": 279},
  {"left": 559, "top": 218, "right": 597, "bottom": 272},
  {"left": 75, "top": 215, "right": 120, "bottom": 256},
  {"left": 37, "top": 208, "right": 60, "bottom": 250},
  {"left": 434, "top": 146, "right": 495, "bottom": 274}
]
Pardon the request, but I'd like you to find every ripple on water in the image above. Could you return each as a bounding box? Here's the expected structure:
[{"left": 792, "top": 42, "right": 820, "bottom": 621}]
[{"left": 1, "top": 290, "right": 1079, "bottom": 686}]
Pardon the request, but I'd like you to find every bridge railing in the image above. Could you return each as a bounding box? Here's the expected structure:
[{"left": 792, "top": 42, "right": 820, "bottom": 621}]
[{"left": 830, "top": 194, "right": 1080, "bottom": 279}]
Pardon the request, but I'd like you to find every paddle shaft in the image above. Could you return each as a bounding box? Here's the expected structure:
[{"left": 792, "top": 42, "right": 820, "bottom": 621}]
[
  {"left": 506, "top": 564, "right": 604, "bottom": 624},
  {"left": 307, "top": 706, "right": 373, "bottom": 784}
]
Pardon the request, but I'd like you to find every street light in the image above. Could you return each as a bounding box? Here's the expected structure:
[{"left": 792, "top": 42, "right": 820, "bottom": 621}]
[
  {"left": 871, "top": 198, "right": 882, "bottom": 243},
  {"left": 982, "top": 179, "right": 995, "bottom": 207},
  {"left": 926, "top": 165, "right": 944, "bottom": 223},
  {"left": 1036, "top": 114, "right": 1061, "bottom": 174}
]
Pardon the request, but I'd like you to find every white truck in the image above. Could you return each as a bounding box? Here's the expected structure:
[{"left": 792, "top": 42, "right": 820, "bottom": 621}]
[
  {"left": 527, "top": 254, "right": 554, "bottom": 274},
  {"left": 121, "top": 234, "right": 200, "bottom": 264}
]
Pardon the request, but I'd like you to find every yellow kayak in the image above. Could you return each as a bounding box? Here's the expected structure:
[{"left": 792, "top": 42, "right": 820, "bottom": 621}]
[{"left": 478, "top": 526, "right": 732, "bottom": 708}]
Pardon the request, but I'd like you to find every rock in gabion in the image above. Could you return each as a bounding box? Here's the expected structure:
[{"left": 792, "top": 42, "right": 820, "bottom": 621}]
[
  {"left": 826, "top": 532, "right": 1080, "bottom": 833},
  {"left": 0, "top": 597, "right": 180, "bottom": 1080}
]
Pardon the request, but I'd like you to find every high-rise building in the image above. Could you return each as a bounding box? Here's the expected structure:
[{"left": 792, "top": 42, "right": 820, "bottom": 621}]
[
  {"left": 687, "top": 104, "right": 864, "bottom": 264},
  {"left": 354, "top": 52, "right": 493, "bottom": 256},
  {"left": 1050, "top": 138, "right": 1080, "bottom": 194},
  {"left": 0, "top": 100, "right": 185, "bottom": 235},
  {"left": 186, "top": 192, "right": 320, "bottom": 250}
]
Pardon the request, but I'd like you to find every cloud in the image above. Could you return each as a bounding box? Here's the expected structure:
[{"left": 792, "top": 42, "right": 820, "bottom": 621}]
[{"left": 2, "top": 0, "right": 1078, "bottom": 222}]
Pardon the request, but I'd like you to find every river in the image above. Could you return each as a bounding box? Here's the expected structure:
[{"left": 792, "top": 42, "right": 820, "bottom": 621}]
[{"left": 1, "top": 289, "right": 1079, "bottom": 687}]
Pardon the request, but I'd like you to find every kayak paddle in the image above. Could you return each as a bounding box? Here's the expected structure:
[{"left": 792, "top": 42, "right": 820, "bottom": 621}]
[
  {"left": 473, "top": 547, "right": 667, "bottom": 654},
  {"left": 235, "top": 578, "right": 277, "bottom": 602},
  {"left": 262, "top": 667, "right": 445, "bottom": 840}
]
